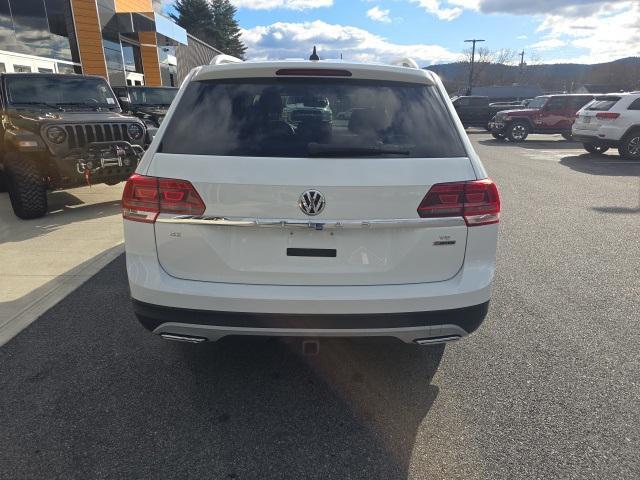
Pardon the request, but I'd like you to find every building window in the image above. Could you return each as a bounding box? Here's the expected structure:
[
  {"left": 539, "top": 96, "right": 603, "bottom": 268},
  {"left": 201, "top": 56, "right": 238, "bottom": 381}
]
[
  {"left": 98, "top": 2, "right": 127, "bottom": 86},
  {"left": 38, "top": 67, "right": 54, "bottom": 73},
  {"left": 0, "top": 63, "right": 5, "bottom": 73},
  {"left": 14, "top": 65, "right": 32, "bottom": 73},
  {"left": 122, "top": 42, "right": 143, "bottom": 73},
  {"left": 56, "top": 62, "right": 78, "bottom": 74},
  {"left": 0, "top": 0, "right": 79, "bottom": 63}
]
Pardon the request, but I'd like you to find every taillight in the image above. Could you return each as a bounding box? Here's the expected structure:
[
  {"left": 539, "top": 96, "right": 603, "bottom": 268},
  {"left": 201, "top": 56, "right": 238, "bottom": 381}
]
[
  {"left": 122, "top": 174, "right": 205, "bottom": 223},
  {"left": 595, "top": 112, "right": 620, "bottom": 120},
  {"left": 417, "top": 179, "right": 500, "bottom": 226}
]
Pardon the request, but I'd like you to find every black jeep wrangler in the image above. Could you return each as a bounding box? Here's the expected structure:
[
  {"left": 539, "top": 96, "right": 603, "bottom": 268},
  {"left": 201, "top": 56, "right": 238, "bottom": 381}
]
[
  {"left": 0, "top": 73, "right": 146, "bottom": 219},
  {"left": 112, "top": 86, "right": 177, "bottom": 144}
]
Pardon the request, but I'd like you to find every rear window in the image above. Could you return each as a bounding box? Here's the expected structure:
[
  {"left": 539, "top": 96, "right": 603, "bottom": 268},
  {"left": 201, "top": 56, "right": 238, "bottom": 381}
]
[
  {"left": 159, "top": 78, "right": 466, "bottom": 158},
  {"left": 587, "top": 96, "right": 621, "bottom": 111}
]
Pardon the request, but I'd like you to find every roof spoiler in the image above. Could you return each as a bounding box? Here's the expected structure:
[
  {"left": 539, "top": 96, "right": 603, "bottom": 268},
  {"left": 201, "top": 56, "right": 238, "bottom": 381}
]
[
  {"left": 390, "top": 57, "right": 419, "bottom": 69},
  {"left": 210, "top": 54, "right": 243, "bottom": 66}
]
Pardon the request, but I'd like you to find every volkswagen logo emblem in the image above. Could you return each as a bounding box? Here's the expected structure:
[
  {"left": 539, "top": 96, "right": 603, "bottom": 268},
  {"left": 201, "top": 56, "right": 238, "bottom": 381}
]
[{"left": 298, "top": 189, "right": 326, "bottom": 216}]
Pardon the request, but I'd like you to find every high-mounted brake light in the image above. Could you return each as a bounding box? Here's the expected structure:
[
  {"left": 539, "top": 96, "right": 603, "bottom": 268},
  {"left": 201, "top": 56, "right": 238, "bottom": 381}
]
[
  {"left": 122, "top": 174, "right": 205, "bottom": 223},
  {"left": 275, "top": 69, "right": 352, "bottom": 77},
  {"left": 595, "top": 112, "right": 620, "bottom": 120},
  {"left": 417, "top": 179, "right": 500, "bottom": 226}
]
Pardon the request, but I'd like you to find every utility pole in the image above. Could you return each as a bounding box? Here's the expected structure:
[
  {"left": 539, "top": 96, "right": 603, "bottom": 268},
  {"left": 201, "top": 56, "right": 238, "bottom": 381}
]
[
  {"left": 464, "top": 39, "right": 485, "bottom": 95},
  {"left": 519, "top": 50, "right": 525, "bottom": 68}
]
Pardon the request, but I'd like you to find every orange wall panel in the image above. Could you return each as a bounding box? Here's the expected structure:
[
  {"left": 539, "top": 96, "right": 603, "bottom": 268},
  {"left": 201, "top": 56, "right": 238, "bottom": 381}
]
[
  {"left": 70, "top": 0, "right": 107, "bottom": 78},
  {"left": 139, "top": 31, "right": 161, "bottom": 86},
  {"left": 114, "top": 0, "right": 152, "bottom": 13}
]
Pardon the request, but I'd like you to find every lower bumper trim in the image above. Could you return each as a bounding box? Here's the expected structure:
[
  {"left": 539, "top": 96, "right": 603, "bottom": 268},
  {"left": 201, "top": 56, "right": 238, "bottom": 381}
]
[
  {"left": 571, "top": 134, "right": 619, "bottom": 147},
  {"left": 132, "top": 300, "right": 490, "bottom": 334}
]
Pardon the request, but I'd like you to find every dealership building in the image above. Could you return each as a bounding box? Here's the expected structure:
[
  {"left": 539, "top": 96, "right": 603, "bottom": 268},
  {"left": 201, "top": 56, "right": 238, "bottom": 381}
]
[{"left": 0, "top": 0, "right": 222, "bottom": 86}]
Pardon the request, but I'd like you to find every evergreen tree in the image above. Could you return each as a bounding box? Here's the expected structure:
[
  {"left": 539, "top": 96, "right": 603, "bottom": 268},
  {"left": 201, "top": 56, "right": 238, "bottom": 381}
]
[
  {"left": 170, "top": 0, "right": 216, "bottom": 46},
  {"left": 170, "top": 0, "right": 247, "bottom": 59},
  {"left": 210, "top": 0, "right": 247, "bottom": 59}
]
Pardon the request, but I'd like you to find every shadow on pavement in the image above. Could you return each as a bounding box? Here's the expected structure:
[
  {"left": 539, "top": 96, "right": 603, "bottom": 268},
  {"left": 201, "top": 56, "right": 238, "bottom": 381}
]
[
  {"left": 592, "top": 206, "right": 640, "bottom": 214},
  {"left": 559, "top": 154, "right": 640, "bottom": 177},
  {"left": 0, "top": 255, "right": 444, "bottom": 480},
  {"left": 0, "top": 192, "right": 121, "bottom": 245}
]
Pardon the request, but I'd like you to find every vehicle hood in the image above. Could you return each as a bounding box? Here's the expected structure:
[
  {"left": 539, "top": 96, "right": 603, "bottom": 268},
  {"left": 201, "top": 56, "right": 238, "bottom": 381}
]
[
  {"left": 496, "top": 108, "right": 539, "bottom": 117},
  {"left": 12, "top": 110, "right": 139, "bottom": 123}
]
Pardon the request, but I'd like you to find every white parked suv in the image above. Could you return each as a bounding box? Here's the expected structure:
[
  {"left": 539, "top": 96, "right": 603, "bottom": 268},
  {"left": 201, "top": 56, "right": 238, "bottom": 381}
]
[
  {"left": 573, "top": 92, "right": 640, "bottom": 159},
  {"left": 122, "top": 56, "right": 500, "bottom": 346}
]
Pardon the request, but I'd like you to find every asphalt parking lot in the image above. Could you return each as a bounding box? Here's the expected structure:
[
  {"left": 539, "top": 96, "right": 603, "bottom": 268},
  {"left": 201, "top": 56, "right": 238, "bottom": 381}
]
[{"left": 1, "top": 133, "right": 639, "bottom": 479}]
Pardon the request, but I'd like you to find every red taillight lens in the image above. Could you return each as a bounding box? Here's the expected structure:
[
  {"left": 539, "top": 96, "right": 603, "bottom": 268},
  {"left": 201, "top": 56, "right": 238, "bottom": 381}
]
[
  {"left": 158, "top": 178, "right": 206, "bottom": 215},
  {"left": 122, "top": 174, "right": 205, "bottom": 223},
  {"left": 595, "top": 112, "right": 620, "bottom": 120},
  {"left": 417, "top": 179, "right": 500, "bottom": 226},
  {"left": 416, "top": 183, "right": 465, "bottom": 218}
]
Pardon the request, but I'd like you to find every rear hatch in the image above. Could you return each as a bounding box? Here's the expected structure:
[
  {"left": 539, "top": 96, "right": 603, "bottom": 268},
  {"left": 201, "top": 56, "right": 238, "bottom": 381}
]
[
  {"left": 149, "top": 72, "right": 476, "bottom": 286},
  {"left": 575, "top": 95, "right": 622, "bottom": 131}
]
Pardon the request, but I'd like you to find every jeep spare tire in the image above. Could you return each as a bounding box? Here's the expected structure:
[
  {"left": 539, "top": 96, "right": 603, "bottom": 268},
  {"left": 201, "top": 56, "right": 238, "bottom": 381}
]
[
  {"left": 561, "top": 132, "right": 573, "bottom": 141},
  {"left": 5, "top": 152, "right": 48, "bottom": 219},
  {"left": 507, "top": 121, "right": 529, "bottom": 142},
  {"left": 583, "top": 143, "right": 609, "bottom": 155}
]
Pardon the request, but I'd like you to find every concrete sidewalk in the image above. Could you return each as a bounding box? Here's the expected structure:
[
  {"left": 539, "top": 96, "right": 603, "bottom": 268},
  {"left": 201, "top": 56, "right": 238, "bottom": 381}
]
[{"left": 0, "top": 184, "right": 125, "bottom": 346}]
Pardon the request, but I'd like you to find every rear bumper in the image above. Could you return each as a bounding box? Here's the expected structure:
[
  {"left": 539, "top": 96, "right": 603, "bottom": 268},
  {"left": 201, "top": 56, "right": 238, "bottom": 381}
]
[
  {"left": 124, "top": 218, "right": 497, "bottom": 343},
  {"left": 489, "top": 122, "right": 507, "bottom": 134},
  {"left": 133, "top": 299, "right": 489, "bottom": 343},
  {"left": 571, "top": 133, "right": 620, "bottom": 147}
]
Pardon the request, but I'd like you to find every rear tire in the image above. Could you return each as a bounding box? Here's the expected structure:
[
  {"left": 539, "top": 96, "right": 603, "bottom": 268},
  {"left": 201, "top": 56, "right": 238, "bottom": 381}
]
[
  {"left": 491, "top": 132, "right": 506, "bottom": 141},
  {"left": 618, "top": 131, "right": 640, "bottom": 160},
  {"left": 584, "top": 143, "right": 609, "bottom": 155},
  {"left": 507, "top": 122, "right": 529, "bottom": 142},
  {"left": 5, "top": 152, "right": 48, "bottom": 219}
]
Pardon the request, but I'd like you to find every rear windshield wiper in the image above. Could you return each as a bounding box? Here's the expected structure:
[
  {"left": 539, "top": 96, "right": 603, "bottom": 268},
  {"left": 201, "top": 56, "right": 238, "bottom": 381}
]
[{"left": 307, "top": 143, "right": 410, "bottom": 157}]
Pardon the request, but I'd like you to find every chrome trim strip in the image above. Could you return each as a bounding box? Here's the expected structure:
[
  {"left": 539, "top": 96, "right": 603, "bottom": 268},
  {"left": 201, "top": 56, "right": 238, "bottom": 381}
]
[{"left": 155, "top": 214, "right": 465, "bottom": 229}]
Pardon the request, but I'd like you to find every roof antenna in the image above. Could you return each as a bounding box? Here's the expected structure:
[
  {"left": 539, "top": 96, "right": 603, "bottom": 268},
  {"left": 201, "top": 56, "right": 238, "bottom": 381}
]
[{"left": 309, "top": 46, "right": 320, "bottom": 61}]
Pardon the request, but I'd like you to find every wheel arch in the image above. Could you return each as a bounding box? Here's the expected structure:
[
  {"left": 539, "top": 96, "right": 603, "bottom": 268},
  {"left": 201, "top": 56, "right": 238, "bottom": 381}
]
[
  {"left": 621, "top": 124, "right": 640, "bottom": 140},
  {"left": 506, "top": 116, "right": 534, "bottom": 131}
]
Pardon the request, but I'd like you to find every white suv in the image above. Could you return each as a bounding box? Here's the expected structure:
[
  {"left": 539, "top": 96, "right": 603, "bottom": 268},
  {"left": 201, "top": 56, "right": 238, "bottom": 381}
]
[
  {"left": 122, "top": 57, "right": 500, "bottom": 346},
  {"left": 573, "top": 92, "right": 640, "bottom": 159}
]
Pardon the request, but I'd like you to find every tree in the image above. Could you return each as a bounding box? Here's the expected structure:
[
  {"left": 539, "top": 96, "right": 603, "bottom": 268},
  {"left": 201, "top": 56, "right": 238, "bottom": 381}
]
[
  {"left": 494, "top": 49, "right": 516, "bottom": 66},
  {"left": 460, "top": 46, "right": 493, "bottom": 87},
  {"left": 170, "top": 0, "right": 247, "bottom": 58},
  {"left": 170, "top": 0, "right": 215, "bottom": 45},
  {"left": 210, "top": 0, "right": 246, "bottom": 58}
]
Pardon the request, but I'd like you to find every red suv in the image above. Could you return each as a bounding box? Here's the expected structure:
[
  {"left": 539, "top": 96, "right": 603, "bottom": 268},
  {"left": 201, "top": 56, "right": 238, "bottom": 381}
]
[{"left": 489, "top": 94, "right": 594, "bottom": 142}]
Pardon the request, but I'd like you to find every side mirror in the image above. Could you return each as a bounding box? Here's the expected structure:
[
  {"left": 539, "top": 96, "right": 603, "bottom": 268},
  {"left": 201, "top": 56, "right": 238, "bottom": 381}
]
[{"left": 118, "top": 96, "right": 131, "bottom": 110}]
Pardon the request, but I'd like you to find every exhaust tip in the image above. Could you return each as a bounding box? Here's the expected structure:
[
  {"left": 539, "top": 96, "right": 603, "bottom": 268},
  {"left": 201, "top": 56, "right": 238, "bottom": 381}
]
[
  {"left": 414, "top": 335, "right": 461, "bottom": 345},
  {"left": 160, "top": 333, "right": 208, "bottom": 344}
]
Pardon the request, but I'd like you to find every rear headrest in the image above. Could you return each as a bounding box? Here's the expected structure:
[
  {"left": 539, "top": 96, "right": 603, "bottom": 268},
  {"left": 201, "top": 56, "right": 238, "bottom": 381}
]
[
  {"left": 348, "top": 108, "right": 389, "bottom": 135},
  {"left": 257, "top": 89, "right": 283, "bottom": 116}
]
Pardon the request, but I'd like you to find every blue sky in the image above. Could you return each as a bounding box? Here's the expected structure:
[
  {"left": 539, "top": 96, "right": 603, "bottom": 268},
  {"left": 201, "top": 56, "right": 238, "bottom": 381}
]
[{"left": 165, "top": 1, "right": 640, "bottom": 66}]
